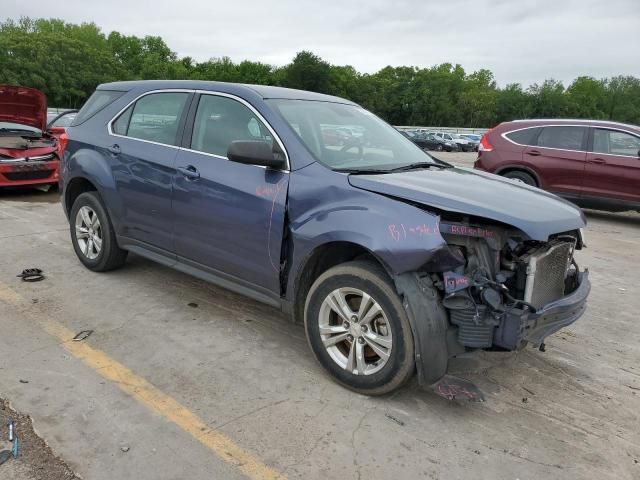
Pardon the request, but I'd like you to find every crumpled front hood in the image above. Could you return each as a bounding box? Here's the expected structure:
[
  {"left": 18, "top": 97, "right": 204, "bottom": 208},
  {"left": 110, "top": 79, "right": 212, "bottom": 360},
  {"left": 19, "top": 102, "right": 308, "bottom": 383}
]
[
  {"left": 0, "top": 85, "right": 47, "bottom": 132},
  {"left": 348, "top": 167, "right": 585, "bottom": 241}
]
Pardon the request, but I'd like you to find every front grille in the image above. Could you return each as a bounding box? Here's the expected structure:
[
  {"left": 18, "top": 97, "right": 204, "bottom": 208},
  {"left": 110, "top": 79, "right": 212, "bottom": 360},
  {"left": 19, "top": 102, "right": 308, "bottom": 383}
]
[
  {"left": 524, "top": 241, "right": 574, "bottom": 308},
  {"left": 4, "top": 170, "right": 54, "bottom": 181}
]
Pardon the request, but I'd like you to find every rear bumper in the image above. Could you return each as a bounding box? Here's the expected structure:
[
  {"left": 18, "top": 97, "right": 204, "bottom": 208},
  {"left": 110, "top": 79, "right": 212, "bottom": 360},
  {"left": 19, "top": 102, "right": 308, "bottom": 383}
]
[
  {"left": 0, "top": 160, "right": 59, "bottom": 187},
  {"left": 493, "top": 270, "right": 591, "bottom": 349}
]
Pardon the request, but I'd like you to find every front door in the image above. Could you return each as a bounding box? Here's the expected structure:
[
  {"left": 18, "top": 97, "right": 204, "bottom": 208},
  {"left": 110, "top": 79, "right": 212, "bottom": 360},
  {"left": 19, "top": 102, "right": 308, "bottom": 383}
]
[
  {"left": 584, "top": 127, "right": 640, "bottom": 204},
  {"left": 172, "top": 93, "right": 289, "bottom": 295}
]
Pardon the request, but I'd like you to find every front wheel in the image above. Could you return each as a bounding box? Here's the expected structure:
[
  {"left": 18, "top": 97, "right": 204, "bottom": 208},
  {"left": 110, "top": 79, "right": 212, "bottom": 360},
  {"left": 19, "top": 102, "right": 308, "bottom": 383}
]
[
  {"left": 304, "top": 261, "right": 415, "bottom": 395},
  {"left": 503, "top": 170, "right": 537, "bottom": 186}
]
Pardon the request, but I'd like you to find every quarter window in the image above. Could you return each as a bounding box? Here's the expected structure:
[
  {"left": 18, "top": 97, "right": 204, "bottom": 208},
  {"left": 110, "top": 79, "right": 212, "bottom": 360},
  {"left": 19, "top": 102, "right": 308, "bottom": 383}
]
[
  {"left": 537, "top": 126, "right": 586, "bottom": 151},
  {"left": 72, "top": 90, "right": 125, "bottom": 126},
  {"left": 190, "top": 95, "right": 273, "bottom": 158},
  {"left": 593, "top": 129, "right": 640, "bottom": 156},
  {"left": 113, "top": 92, "right": 189, "bottom": 146},
  {"left": 505, "top": 127, "right": 540, "bottom": 146}
]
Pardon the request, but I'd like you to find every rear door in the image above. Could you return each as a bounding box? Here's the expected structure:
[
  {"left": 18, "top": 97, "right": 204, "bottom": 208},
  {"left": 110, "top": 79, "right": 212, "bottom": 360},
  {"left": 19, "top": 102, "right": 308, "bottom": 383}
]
[
  {"left": 584, "top": 127, "right": 640, "bottom": 204},
  {"left": 172, "top": 92, "right": 289, "bottom": 296},
  {"left": 108, "top": 90, "right": 192, "bottom": 252},
  {"left": 523, "top": 125, "right": 587, "bottom": 196}
]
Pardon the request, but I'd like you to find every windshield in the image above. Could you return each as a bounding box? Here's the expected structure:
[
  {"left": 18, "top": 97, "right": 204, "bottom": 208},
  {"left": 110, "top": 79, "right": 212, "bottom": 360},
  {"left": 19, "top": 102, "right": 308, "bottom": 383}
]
[
  {"left": 267, "top": 99, "right": 440, "bottom": 172},
  {"left": 0, "top": 122, "right": 42, "bottom": 137}
]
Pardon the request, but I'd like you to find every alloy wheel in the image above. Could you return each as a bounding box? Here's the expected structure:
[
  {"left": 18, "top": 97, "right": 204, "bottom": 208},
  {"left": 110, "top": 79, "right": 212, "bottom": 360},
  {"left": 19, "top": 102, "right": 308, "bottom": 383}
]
[
  {"left": 75, "top": 206, "right": 102, "bottom": 260},
  {"left": 318, "top": 287, "right": 393, "bottom": 375}
]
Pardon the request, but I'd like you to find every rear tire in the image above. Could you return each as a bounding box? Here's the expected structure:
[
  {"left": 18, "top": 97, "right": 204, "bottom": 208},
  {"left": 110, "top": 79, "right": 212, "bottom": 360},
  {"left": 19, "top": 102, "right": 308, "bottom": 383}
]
[
  {"left": 503, "top": 170, "right": 537, "bottom": 186},
  {"left": 70, "top": 191, "right": 127, "bottom": 272},
  {"left": 304, "top": 260, "right": 415, "bottom": 395}
]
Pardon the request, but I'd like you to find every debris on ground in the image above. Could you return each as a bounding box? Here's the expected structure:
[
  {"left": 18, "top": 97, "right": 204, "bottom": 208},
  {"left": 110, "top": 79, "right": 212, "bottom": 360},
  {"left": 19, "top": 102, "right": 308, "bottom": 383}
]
[
  {"left": 18, "top": 380, "right": 28, "bottom": 384},
  {"left": 431, "top": 375, "right": 485, "bottom": 402},
  {"left": 187, "top": 302, "right": 199, "bottom": 308},
  {"left": 0, "top": 450, "right": 11, "bottom": 466},
  {"left": 16, "top": 268, "right": 45, "bottom": 282},
  {"left": 384, "top": 414, "right": 405, "bottom": 426},
  {"left": 120, "top": 445, "right": 130, "bottom": 453},
  {"left": 72, "top": 330, "right": 93, "bottom": 342}
]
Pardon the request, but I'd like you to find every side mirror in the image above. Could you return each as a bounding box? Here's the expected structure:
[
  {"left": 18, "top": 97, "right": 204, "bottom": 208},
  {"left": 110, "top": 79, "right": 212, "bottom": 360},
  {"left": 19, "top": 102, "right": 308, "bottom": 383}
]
[{"left": 227, "top": 140, "right": 285, "bottom": 169}]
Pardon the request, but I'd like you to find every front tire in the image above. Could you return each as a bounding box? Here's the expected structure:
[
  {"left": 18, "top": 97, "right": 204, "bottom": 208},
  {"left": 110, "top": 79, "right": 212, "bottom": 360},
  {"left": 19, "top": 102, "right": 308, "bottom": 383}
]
[
  {"left": 304, "top": 260, "right": 415, "bottom": 395},
  {"left": 503, "top": 170, "right": 537, "bottom": 186},
  {"left": 70, "top": 191, "right": 127, "bottom": 272}
]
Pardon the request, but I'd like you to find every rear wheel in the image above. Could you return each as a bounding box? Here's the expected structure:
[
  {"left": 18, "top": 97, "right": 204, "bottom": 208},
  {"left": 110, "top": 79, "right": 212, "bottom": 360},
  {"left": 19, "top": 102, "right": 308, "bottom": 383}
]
[
  {"left": 304, "top": 261, "right": 415, "bottom": 395},
  {"left": 503, "top": 170, "right": 537, "bottom": 186},
  {"left": 70, "top": 192, "right": 127, "bottom": 271}
]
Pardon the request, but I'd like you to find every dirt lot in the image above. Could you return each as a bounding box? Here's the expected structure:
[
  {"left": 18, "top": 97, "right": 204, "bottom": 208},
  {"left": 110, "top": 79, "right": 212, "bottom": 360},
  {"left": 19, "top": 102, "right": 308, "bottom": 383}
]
[{"left": 0, "top": 153, "right": 639, "bottom": 479}]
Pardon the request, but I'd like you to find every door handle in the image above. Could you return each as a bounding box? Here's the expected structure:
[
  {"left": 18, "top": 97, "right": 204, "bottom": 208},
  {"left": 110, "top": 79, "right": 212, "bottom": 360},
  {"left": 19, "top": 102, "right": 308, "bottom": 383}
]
[
  {"left": 587, "top": 157, "right": 606, "bottom": 164},
  {"left": 526, "top": 150, "right": 541, "bottom": 156},
  {"left": 177, "top": 165, "right": 200, "bottom": 180},
  {"left": 107, "top": 144, "right": 121, "bottom": 155}
]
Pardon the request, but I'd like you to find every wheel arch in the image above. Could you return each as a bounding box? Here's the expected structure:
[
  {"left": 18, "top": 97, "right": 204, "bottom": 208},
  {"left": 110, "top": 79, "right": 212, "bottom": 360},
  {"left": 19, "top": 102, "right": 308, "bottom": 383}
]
[
  {"left": 64, "top": 176, "right": 99, "bottom": 218},
  {"left": 495, "top": 164, "right": 542, "bottom": 187},
  {"left": 289, "top": 241, "right": 392, "bottom": 324}
]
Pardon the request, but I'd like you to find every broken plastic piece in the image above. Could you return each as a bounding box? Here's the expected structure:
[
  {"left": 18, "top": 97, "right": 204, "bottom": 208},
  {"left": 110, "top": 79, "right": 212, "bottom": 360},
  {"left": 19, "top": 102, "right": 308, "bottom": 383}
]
[
  {"left": 8, "top": 421, "right": 13, "bottom": 441},
  {"left": 0, "top": 450, "right": 11, "bottom": 466},
  {"left": 16, "top": 268, "right": 45, "bottom": 282},
  {"left": 11, "top": 437, "right": 19, "bottom": 458},
  {"left": 431, "top": 375, "right": 485, "bottom": 402},
  {"left": 73, "top": 330, "right": 94, "bottom": 342}
]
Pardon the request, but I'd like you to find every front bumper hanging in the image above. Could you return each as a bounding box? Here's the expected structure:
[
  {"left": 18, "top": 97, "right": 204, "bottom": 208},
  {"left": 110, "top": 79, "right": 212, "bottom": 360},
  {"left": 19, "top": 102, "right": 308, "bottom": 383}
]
[{"left": 494, "top": 270, "right": 591, "bottom": 349}]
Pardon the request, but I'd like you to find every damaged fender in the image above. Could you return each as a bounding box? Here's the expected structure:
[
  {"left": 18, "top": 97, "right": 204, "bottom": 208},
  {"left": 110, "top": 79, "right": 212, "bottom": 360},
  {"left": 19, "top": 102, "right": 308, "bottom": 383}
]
[{"left": 286, "top": 162, "right": 453, "bottom": 281}]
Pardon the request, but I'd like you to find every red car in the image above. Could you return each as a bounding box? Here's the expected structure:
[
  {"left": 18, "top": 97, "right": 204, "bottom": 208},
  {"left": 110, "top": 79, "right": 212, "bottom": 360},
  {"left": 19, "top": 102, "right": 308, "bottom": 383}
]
[
  {"left": 474, "top": 119, "right": 640, "bottom": 212},
  {"left": 0, "top": 85, "right": 68, "bottom": 188}
]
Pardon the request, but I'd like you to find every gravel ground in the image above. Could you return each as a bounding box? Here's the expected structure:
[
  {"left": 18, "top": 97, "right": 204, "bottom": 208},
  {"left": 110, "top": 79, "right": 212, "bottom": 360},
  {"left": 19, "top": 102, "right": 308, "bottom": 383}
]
[{"left": 0, "top": 399, "right": 78, "bottom": 480}]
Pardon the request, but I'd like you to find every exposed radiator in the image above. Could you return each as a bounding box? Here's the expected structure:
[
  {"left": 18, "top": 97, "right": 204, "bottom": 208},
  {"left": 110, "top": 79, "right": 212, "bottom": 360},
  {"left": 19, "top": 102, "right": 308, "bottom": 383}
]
[{"left": 524, "top": 241, "right": 574, "bottom": 309}]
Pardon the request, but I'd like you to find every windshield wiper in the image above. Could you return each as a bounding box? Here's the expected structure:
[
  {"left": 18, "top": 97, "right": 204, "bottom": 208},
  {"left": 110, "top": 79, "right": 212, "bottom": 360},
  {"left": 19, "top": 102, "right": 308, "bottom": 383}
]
[
  {"left": 335, "top": 161, "right": 453, "bottom": 175},
  {"left": 334, "top": 168, "right": 393, "bottom": 174},
  {"left": 386, "top": 161, "right": 453, "bottom": 172}
]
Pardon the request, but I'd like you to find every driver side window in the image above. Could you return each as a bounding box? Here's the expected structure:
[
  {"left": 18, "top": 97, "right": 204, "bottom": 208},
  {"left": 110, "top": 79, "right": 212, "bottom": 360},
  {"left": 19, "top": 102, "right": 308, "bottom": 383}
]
[{"left": 190, "top": 95, "right": 272, "bottom": 158}]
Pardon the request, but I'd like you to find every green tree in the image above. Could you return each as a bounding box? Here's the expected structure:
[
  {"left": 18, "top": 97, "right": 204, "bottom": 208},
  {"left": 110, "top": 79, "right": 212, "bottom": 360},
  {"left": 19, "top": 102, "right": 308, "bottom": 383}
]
[{"left": 282, "top": 51, "right": 331, "bottom": 93}]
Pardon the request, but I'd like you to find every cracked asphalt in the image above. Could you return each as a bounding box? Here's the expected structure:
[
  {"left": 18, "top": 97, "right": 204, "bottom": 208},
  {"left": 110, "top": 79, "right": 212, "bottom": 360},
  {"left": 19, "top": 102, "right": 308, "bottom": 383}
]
[{"left": 0, "top": 154, "right": 639, "bottom": 479}]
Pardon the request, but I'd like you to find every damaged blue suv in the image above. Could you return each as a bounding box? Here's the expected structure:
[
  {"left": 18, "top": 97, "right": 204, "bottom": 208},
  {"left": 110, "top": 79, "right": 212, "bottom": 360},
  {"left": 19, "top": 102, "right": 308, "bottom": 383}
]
[{"left": 60, "top": 81, "right": 590, "bottom": 396}]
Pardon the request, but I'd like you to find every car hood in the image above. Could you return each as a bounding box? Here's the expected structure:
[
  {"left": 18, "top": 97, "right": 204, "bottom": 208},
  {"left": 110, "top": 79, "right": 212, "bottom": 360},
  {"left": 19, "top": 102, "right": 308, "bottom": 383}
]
[
  {"left": 348, "top": 167, "right": 585, "bottom": 241},
  {"left": 0, "top": 85, "right": 47, "bottom": 132}
]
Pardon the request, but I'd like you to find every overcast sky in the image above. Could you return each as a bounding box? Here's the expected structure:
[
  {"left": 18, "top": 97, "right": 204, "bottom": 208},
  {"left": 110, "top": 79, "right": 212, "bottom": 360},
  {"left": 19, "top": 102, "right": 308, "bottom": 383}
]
[{"left": 4, "top": 0, "right": 640, "bottom": 86}]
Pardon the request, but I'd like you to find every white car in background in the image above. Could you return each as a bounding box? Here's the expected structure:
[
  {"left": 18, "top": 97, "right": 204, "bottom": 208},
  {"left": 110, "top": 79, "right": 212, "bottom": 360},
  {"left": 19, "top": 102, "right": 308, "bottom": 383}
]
[{"left": 432, "top": 132, "right": 475, "bottom": 152}]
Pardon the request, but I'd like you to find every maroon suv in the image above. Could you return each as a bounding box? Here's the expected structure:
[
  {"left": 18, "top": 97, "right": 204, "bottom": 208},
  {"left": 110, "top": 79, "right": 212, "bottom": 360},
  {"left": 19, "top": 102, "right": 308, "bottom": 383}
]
[{"left": 474, "top": 119, "right": 640, "bottom": 212}]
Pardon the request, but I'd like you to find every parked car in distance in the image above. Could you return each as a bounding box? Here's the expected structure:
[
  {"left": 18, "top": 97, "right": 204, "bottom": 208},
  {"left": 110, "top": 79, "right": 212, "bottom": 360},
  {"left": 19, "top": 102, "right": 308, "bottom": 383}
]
[
  {"left": 0, "top": 85, "right": 66, "bottom": 189},
  {"left": 433, "top": 131, "right": 475, "bottom": 151},
  {"left": 475, "top": 119, "right": 640, "bottom": 212},
  {"left": 61, "top": 81, "right": 590, "bottom": 395},
  {"left": 399, "top": 130, "right": 455, "bottom": 151},
  {"left": 460, "top": 133, "right": 480, "bottom": 151}
]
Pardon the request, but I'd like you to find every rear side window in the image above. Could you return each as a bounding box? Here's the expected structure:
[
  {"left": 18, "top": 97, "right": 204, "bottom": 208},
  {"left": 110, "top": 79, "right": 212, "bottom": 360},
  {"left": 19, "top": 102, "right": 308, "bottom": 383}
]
[
  {"left": 72, "top": 90, "right": 125, "bottom": 126},
  {"left": 593, "top": 129, "right": 640, "bottom": 156},
  {"left": 114, "top": 92, "right": 190, "bottom": 146},
  {"left": 505, "top": 127, "right": 540, "bottom": 146},
  {"left": 537, "top": 126, "right": 586, "bottom": 151},
  {"left": 190, "top": 94, "right": 273, "bottom": 157}
]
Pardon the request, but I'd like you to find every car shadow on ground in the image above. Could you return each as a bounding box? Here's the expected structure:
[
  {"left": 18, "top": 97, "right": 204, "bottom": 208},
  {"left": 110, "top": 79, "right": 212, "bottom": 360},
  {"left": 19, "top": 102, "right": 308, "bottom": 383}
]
[
  {"left": 0, "top": 186, "right": 60, "bottom": 203},
  {"left": 583, "top": 208, "right": 640, "bottom": 226}
]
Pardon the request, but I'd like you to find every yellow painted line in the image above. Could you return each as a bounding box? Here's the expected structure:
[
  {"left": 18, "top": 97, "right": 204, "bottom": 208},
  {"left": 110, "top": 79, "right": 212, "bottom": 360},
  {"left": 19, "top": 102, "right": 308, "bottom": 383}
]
[{"left": 0, "top": 282, "right": 285, "bottom": 480}]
